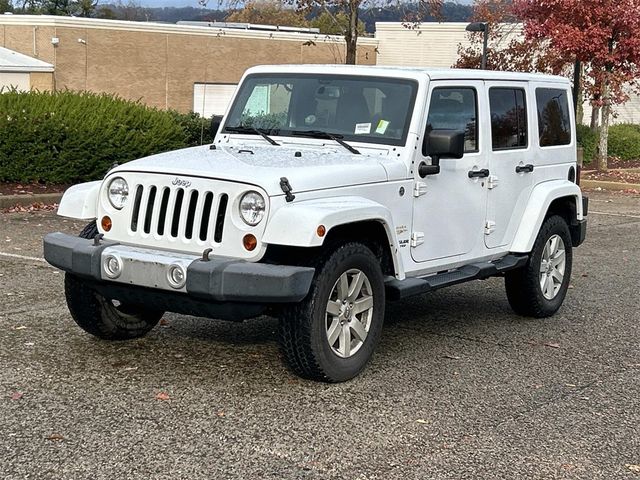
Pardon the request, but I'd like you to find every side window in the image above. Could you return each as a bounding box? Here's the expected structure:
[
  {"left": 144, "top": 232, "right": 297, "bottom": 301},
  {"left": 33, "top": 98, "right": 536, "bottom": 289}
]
[
  {"left": 489, "top": 88, "right": 527, "bottom": 150},
  {"left": 425, "top": 87, "right": 478, "bottom": 154},
  {"left": 536, "top": 88, "right": 571, "bottom": 147}
]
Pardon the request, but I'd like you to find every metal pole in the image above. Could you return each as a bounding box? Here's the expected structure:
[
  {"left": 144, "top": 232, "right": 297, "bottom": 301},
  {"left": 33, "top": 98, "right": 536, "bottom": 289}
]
[{"left": 482, "top": 25, "right": 489, "bottom": 70}]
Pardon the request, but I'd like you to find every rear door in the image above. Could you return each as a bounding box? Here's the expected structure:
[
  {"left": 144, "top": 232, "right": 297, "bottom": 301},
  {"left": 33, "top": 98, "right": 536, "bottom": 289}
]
[{"left": 484, "top": 82, "right": 535, "bottom": 249}]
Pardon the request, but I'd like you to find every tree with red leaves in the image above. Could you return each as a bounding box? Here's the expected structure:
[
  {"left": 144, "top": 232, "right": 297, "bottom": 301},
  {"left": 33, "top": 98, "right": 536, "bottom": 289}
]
[
  {"left": 513, "top": 0, "right": 640, "bottom": 171},
  {"left": 455, "top": 0, "right": 572, "bottom": 76}
]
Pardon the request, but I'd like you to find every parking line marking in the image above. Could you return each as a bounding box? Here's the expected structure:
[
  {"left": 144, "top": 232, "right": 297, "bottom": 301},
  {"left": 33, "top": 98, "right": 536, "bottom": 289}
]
[
  {"left": 590, "top": 211, "right": 640, "bottom": 219},
  {"left": 0, "top": 252, "right": 48, "bottom": 263}
]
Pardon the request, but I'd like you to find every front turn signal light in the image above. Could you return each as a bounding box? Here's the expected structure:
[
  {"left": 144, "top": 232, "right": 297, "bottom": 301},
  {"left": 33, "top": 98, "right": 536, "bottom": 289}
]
[
  {"left": 101, "top": 216, "right": 112, "bottom": 232},
  {"left": 243, "top": 234, "right": 257, "bottom": 251}
]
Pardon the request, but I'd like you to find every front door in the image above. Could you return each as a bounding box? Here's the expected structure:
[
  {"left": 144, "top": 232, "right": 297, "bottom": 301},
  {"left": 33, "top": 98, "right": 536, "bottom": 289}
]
[
  {"left": 411, "top": 81, "right": 488, "bottom": 263},
  {"left": 483, "top": 82, "right": 534, "bottom": 249}
]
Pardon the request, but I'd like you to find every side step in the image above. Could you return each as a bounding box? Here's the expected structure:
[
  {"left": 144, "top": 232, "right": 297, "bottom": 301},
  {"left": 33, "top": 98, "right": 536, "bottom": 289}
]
[{"left": 385, "top": 254, "right": 529, "bottom": 301}]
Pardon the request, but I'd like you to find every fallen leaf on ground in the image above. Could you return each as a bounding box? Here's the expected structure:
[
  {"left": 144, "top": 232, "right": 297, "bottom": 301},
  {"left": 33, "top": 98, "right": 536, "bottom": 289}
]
[
  {"left": 155, "top": 392, "right": 170, "bottom": 401},
  {"left": 416, "top": 419, "right": 428, "bottom": 424},
  {"left": 544, "top": 342, "right": 561, "bottom": 349},
  {"left": 216, "top": 411, "right": 225, "bottom": 417},
  {"left": 159, "top": 319, "right": 170, "bottom": 327},
  {"left": 10, "top": 391, "right": 23, "bottom": 401},
  {"left": 443, "top": 354, "right": 461, "bottom": 360},
  {"left": 626, "top": 464, "right": 640, "bottom": 474},
  {"left": 14, "top": 326, "right": 27, "bottom": 330},
  {"left": 46, "top": 433, "right": 64, "bottom": 441}
]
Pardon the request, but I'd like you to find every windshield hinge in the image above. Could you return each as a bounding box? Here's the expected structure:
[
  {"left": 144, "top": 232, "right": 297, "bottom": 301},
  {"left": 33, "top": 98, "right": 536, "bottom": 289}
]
[
  {"left": 280, "top": 177, "right": 295, "bottom": 203},
  {"left": 487, "top": 175, "right": 499, "bottom": 189}
]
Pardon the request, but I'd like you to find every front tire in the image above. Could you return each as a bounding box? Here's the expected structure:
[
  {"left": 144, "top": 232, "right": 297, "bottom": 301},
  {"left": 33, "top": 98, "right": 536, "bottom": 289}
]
[
  {"left": 64, "top": 221, "right": 164, "bottom": 340},
  {"left": 505, "top": 215, "right": 573, "bottom": 318},
  {"left": 278, "top": 243, "right": 386, "bottom": 382}
]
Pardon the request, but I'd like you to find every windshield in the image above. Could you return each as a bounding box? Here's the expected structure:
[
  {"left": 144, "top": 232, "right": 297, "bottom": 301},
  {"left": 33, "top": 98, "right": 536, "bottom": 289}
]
[{"left": 223, "top": 74, "right": 418, "bottom": 146}]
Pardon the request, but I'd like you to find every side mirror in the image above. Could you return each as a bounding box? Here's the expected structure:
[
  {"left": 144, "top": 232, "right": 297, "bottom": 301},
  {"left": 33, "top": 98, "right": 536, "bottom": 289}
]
[
  {"left": 210, "top": 115, "right": 223, "bottom": 138},
  {"left": 424, "top": 129, "right": 465, "bottom": 161}
]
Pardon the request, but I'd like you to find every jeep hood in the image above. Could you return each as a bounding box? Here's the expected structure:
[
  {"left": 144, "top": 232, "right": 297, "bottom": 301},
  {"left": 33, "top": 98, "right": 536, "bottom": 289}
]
[{"left": 111, "top": 145, "right": 399, "bottom": 196}]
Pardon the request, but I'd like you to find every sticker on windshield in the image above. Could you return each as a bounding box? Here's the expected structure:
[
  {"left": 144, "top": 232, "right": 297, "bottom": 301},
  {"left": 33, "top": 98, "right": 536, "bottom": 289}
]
[
  {"left": 354, "top": 123, "right": 371, "bottom": 135},
  {"left": 376, "top": 120, "right": 390, "bottom": 134}
]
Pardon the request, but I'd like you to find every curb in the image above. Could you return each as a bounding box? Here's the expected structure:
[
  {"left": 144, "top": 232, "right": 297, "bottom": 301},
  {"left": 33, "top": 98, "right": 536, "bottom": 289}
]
[
  {"left": 581, "top": 179, "right": 640, "bottom": 191},
  {"left": 0, "top": 193, "right": 63, "bottom": 209}
]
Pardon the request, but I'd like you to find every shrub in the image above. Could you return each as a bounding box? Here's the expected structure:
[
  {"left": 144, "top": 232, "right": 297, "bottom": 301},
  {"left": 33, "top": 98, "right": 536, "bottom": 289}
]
[
  {"left": 168, "top": 110, "right": 215, "bottom": 147},
  {"left": 608, "top": 124, "right": 640, "bottom": 161},
  {"left": 576, "top": 124, "right": 598, "bottom": 165},
  {"left": 0, "top": 90, "right": 211, "bottom": 184}
]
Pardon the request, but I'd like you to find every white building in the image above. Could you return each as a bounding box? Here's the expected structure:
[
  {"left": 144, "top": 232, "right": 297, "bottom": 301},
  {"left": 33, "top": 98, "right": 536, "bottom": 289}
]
[{"left": 0, "top": 46, "right": 54, "bottom": 92}]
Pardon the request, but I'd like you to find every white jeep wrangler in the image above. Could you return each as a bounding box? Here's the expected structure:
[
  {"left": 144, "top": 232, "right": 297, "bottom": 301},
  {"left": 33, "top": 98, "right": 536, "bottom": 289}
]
[{"left": 45, "top": 65, "right": 587, "bottom": 382}]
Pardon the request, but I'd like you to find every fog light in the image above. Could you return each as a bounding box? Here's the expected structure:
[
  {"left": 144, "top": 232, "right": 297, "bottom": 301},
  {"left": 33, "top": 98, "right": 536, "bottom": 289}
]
[
  {"left": 104, "top": 254, "right": 122, "bottom": 279},
  {"left": 167, "top": 264, "right": 186, "bottom": 289},
  {"left": 101, "top": 216, "right": 112, "bottom": 232},
  {"left": 243, "top": 234, "right": 257, "bottom": 251}
]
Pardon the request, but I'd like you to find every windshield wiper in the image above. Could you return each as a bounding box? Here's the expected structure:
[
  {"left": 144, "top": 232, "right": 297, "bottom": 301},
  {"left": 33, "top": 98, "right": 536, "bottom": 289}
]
[
  {"left": 225, "top": 126, "right": 280, "bottom": 146},
  {"left": 292, "top": 130, "right": 360, "bottom": 155}
]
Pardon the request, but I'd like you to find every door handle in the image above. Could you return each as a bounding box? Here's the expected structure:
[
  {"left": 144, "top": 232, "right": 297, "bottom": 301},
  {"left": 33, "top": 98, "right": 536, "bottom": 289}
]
[
  {"left": 515, "top": 164, "right": 534, "bottom": 173},
  {"left": 468, "top": 169, "right": 490, "bottom": 179}
]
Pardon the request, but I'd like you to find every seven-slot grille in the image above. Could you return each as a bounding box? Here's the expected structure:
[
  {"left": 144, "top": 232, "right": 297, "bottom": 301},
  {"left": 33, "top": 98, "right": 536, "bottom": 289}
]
[{"left": 129, "top": 183, "right": 228, "bottom": 244}]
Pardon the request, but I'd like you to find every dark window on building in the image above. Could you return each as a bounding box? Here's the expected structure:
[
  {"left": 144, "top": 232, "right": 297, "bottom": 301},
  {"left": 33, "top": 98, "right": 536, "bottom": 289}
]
[
  {"left": 425, "top": 87, "right": 478, "bottom": 154},
  {"left": 536, "top": 88, "right": 571, "bottom": 147},
  {"left": 489, "top": 88, "right": 528, "bottom": 150}
]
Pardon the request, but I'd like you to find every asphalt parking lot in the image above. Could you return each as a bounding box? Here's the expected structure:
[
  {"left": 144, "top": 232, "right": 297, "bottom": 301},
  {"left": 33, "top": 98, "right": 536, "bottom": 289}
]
[{"left": 1, "top": 190, "right": 639, "bottom": 480}]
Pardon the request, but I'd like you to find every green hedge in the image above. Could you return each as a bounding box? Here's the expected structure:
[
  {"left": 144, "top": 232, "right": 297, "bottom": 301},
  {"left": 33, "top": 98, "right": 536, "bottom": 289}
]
[
  {"left": 577, "top": 123, "right": 640, "bottom": 164},
  {"left": 0, "top": 90, "right": 211, "bottom": 184},
  {"left": 608, "top": 124, "right": 640, "bottom": 161},
  {"left": 576, "top": 124, "right": 598, "bottom": 164}
]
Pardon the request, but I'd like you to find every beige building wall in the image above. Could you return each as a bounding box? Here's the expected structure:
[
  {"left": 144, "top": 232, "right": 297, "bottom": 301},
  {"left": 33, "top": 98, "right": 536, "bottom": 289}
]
[
  {"left": 29, "top": 71, "right": 54, "bottom": 91},
  {"left": 0, "top": 16, "right": 377, "bottom": 113}
]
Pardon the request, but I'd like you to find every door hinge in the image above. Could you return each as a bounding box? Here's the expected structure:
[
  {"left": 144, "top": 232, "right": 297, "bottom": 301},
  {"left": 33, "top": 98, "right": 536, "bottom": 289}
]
[
  {"left": 487, "top": 175, "right": 499, "bottom": 189},
  {"left": 413, "top": 181, "right": 428, "bottom": 197},
  {"left": 485, "top": 221, "right": 496, "bottom": 235},
  {"left": 411, "top": 232, "right": 425, "bottom": 247}
]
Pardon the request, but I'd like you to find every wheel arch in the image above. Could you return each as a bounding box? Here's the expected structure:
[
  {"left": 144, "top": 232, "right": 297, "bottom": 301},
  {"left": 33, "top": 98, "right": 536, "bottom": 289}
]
[
  {"left": 57, "top": 181, "right": 101, "bottom": 220},
  {"left": 511, "top": 180, "right": 583, "bottom": 253},
  {"left": 262, "top": 196, "right": 403, "bottom": 279}
]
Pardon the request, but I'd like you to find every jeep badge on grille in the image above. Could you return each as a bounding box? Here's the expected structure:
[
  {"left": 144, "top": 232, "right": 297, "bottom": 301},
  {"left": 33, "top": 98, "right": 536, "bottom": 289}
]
[{"left": 172, "top": 177, "right": 191, "bottom": 188}]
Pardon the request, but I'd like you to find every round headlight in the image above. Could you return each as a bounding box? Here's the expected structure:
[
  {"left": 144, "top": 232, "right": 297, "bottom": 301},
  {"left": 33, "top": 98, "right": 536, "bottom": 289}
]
[
  {"left": 239, "top": 191, "right": 266, "bottom": 226},
  {"left": 107, "top": 177, "right": 129, "bottom": 210}
]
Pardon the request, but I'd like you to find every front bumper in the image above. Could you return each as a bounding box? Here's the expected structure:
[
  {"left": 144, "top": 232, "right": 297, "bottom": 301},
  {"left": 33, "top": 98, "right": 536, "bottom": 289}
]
[{"left": 44, "top": 232, "right": 315, "bottom": 307}]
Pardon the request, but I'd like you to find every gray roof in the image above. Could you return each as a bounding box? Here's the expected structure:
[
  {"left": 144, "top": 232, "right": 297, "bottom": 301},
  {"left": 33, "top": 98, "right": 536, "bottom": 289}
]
[{"left": 0, "top": 47, "right": 54, "bottom": 73}]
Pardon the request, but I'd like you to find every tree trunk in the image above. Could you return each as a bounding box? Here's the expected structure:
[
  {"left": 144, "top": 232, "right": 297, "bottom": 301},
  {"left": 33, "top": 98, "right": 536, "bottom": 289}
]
[
  {"left": 590, "top": 103, "right": 600, "bottom": 130},
  {"left": 595, "top": 81, "right": 610, "bottom": 172},
  {"left": 344, "top": 0, "right": 358, "bottom": 64}
]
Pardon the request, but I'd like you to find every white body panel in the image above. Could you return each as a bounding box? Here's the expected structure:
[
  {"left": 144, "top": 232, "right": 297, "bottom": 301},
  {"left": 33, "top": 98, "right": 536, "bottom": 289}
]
[
  {"left": 57, "top": 181, "right": 101, "bottom": 220},
  {"left": 57, "top": 65, "right": 583, "bottom": 281}
]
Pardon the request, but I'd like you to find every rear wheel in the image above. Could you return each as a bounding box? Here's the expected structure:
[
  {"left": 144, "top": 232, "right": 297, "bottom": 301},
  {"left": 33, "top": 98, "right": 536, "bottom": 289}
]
[
  {"left": 278, "top": 243, "right": 385, "bottom": 382},
  {"left": 505, "top": 215, "right": 573, "bottom": 318},
  {"left": 64, "top": 221, "right": 164, "bottom": 340}
]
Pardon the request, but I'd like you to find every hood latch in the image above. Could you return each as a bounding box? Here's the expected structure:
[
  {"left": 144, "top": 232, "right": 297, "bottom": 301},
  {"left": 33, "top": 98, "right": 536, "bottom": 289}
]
[{"left": 280, "top": 177, "right": 295, "bottom": 203}]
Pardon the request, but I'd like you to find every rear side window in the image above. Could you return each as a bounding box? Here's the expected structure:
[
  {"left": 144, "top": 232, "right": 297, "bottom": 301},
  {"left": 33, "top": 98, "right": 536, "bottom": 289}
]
[
  {"left": 489, "top": 88, "right": 528, "bottom": 150},
  {"left": 426, "top": 87, "right": 478, "bottom": 154},
  {"left": 536, "top": 88, "right": 571, "bottom": 147}
]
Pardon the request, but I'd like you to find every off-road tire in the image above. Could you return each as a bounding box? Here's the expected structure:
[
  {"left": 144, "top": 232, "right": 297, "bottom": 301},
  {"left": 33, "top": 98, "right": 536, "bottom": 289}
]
[
  {"left": 278, "top": 243, "right": 385, "bottom": 383},
  {"left": 505, "top": 215, "right": 573, "bottom": 318},
  {"left": 64, "top": 221, "right": 164, "bottom": 340}
]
